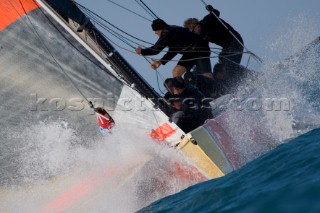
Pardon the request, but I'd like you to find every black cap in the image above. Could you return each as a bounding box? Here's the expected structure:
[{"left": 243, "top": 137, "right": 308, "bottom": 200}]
[
  {"left": 164, "top": 78, "right": 173, "bottom": 87},
  {"left": 172, "top": 77, "right": 187, "bottom": 89},
  {"left": 213, "top": 63, "right": 225, "bottom": 73},
  {"left": 151, "top": 18, "right": 168, "bottom": 31}
]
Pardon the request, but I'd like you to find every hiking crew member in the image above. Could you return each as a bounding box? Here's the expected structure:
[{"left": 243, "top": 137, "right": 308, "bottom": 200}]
[
  {"left": 184, "top": 5, "right": 244, "bottom": 89},
  {"left": 136, "top": 18, "right": 218, "bottom": 97},
  {"left": 169, "top": 77, "right": 213, "bottom": 133},
  {"left": 135, "top": 18, "right": 211, "bottom": 78},
  {"left": 212, "top": 63, "right": 230, "bottom": 97}
]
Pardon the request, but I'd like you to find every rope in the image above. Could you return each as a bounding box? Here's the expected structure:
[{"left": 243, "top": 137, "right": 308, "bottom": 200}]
[
  {"left": 76, "top": 2, "right": 153, "bottom": 46},
  {"left": 82, "top": 0, "right": 168, "bottom": 131},
  {"left": 20, "top": 0, "right": 166, "bottom": 129},
  {"left": 144, "top": 58, "right": 167, "bottom": 95},
  {"left": 89, "top": 14, "right": 137, "bottom": 49},
  {"left": 76, "top": 2, "right": 237, "bottom": 61},
  {"left": 79, "top": 16, "right": 166, "bottom": 96},
  {"left": 30, "top": 0, "right": 120, "bottom": 81},
  {"left": 76, "top": 2, "right": 228, "bottom": 54},
  {"left": 76, "top": 0, "right": 257, "bottom": 79},
  {"left": 136, "top": 0, "right": 158, "bottom": 19},
  {"left": 105, "top": 0, "right": 152, "bottom": 22},
  {"left": 19, "top": 0, "right": 92, "bottom": 106}
]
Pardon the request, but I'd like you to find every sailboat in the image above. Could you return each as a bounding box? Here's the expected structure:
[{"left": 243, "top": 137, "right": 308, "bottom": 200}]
[
  {"left": 0, "top": 0, "right": 227, "bottom": 179},
  {"left": 1, "top": 0, "right": 319, "bottom": 211}
]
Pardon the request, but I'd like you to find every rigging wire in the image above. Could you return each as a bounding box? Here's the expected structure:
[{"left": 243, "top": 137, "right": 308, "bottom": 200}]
[
  {"left": 27, "top": 1, "right": 121, "bottom": 82},
  {"left": 23, "top": 0, "right": 136, "bottom": 113},
  {"left": 18, "top": 0, "right": 167, "bottom": 130},
  {"left": 105, "top": 0, "right": 152, "bottom": 22},
  {"left": 33, "top": 2, "right": 156, "bottom": 115},
  {"left": 76, "top": 0, "right": 256, "bottom": 76},
  {"left": 75, "top": 2, "right": 166, "bottom": 93},
  {"left": 199, "top": 0, "right": 263, "bottom": 65},
  {"left": 19, "top": 0, "right": 93, "bottom": 105},
  {"left": 76, "top": 2, "right": 230, "bottom": 57},
  {"left": 76, "top": 2, "right": 153, "bottom": 46},
  {"left": 143, "top": 58, "right": 167, "bottom": 95},
  {"left": 134, "top": 0, "right": 155, "bottom": 19},
  {"left": 77, "top": 11, "right": 249, "bottom": 65},
  {"left": 24, "top": 3, "right": 123, "bottom": 95},
  {"left": 135, "top": 0, "right": 158, "bottom": 19},
  {"left": 86, "top": 0, "right": 165, "bottom": 98},
  {"left": 84, "top": 12, "right": 137, "bottom": 49},
  {"left": 77, "top": 2, "right": 222, "bottom": 52},
  {"left": 76, "top": 1, "right": 259, "bottom": 95}
]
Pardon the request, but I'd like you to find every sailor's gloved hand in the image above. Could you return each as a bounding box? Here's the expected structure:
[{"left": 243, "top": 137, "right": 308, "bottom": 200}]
[
  {"left": 170, "top": 111, "right": 184, "bottom": 124},
  {"left": 205, "top": 5, "right": 214, "bottom": 12},
  {"left": 135, "top": 47, "right": 142, "bottom": 55},
  {"left": 151, "top": 60, "right": 161, "bottom": 69}
]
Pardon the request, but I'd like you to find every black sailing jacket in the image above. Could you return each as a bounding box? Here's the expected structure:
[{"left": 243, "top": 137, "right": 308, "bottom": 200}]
[
  {"left": 199, "top": 8, "right": 243, "bottom": 48},
  {"left": 141, "top": 25, "right": 210, "bottom": 65}
]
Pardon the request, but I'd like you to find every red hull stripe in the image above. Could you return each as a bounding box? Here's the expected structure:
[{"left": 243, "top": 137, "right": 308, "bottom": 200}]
[
  {"left": 0, "top": 0, "right": 39, "bottom": 31},
  {"left": 41, "top": 155, "right": 150, "bottom": 213}
]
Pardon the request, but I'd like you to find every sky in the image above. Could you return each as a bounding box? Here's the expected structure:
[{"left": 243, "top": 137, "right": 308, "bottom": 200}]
[{"left": 75, "top": 0, "right": 320, "bottom": 94}]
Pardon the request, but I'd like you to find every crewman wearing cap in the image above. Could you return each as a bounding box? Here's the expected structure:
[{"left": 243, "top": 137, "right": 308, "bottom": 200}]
[
  {"left": 135, "top": 18, "right": 211, "bottom": 79},
  {"left": 168, "top": 77, "right": 213, "bottom": 133}
]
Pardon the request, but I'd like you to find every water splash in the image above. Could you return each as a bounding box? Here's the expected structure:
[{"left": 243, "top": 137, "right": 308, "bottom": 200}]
[
  {"left": 215, "top": 13, "right": 320, "bottom": 165},
  {"left": 268, "top": 12, "right": 319, "bottom": 61},
  {"left": 0, "top": 118, "right": 202, "bottom": 212}
]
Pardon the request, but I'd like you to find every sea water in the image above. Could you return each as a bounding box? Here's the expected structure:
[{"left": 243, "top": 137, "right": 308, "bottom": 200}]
[{"left": 138, "top": 128, "right": 320, "bottom": 213}]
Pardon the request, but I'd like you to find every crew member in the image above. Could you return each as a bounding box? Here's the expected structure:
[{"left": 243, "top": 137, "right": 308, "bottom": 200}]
[
  {"left": 169, "top": 77, "right": 213, "bottom": 133},
  {"left": 135, "top": 18, "right": 211, "bottom": 78},
  {"left": 184, "top": 5, "right": 244, "bottom": 88}
]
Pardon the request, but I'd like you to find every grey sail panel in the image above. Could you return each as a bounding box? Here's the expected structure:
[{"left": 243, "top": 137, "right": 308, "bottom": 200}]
[
  {"left": 0, "top": 5, "right": 123, "bottom": 185},
  {"left": 42, "top": 0, "right": 169, "bottom": 114}
]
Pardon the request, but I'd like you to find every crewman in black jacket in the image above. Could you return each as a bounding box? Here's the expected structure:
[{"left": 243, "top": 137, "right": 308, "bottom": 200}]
[
  {"left": 169, "top": 77, "right": 213, "bottom": 133},
  {"left": 135, "top": 18, "right": 211, "bottom": 78},
  {"left": 184, "top": 5, "right": 244, "bottom": 88}
]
